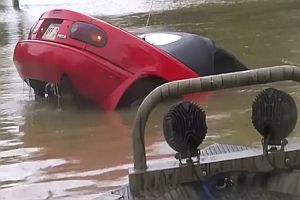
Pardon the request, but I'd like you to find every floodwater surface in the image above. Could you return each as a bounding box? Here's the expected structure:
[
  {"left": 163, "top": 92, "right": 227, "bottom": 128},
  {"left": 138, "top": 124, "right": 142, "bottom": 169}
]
[{"left": 0, "top": 0, "right": 300, "bottom": 199}]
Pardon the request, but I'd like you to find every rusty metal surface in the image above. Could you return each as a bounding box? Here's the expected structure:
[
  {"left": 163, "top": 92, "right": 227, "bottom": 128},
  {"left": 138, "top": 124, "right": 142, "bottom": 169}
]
[{"left": 132, "top": 65, "right": 300, "bottom": 171}]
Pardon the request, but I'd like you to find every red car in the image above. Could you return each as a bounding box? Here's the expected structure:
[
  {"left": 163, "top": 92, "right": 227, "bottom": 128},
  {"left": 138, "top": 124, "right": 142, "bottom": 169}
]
[{"left": 13, "top": 9, "right": 247, "bottom": 110}]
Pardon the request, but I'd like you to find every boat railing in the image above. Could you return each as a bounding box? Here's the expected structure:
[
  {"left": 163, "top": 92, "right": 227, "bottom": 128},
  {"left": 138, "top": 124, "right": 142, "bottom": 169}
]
[
  {"left": 132, "top": 65, "right": 300, "bottom": 172},
  {"left": 129, "top": 65, "right": 300, "bottom": 195}
]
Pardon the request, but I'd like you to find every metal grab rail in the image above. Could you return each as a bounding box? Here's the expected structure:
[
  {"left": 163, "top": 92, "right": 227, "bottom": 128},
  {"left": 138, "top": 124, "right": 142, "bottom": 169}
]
[{"left": 132, "top": 65, "right": 300, "bottom": 171}]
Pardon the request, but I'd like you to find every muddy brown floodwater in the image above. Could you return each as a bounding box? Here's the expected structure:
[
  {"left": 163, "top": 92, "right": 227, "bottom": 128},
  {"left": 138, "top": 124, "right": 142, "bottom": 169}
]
[{"left": 0, "top": 0, "right": 300, "bottom": 199}]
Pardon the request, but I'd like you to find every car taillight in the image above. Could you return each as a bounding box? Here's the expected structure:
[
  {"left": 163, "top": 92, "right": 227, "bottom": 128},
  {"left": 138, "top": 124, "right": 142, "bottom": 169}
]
[{"left": 69, "top": 22, "right": 107, "bottom": 47}]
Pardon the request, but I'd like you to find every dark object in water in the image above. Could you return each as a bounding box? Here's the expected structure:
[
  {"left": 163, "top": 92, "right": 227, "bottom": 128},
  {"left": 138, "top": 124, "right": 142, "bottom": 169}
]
[{"left": 12, "top": 0, "right": 20, "bottom": 10}]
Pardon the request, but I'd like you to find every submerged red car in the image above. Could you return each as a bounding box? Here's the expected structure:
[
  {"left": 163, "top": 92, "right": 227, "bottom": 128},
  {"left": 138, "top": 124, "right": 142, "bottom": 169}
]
[{"left": 13, "top": 9, "right": 247, "bottom": 110}]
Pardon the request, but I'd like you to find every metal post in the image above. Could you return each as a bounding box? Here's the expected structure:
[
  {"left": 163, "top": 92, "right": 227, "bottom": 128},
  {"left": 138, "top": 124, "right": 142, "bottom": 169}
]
[{"left": 13, "top": 0, "right": 20, "bottom": 10}]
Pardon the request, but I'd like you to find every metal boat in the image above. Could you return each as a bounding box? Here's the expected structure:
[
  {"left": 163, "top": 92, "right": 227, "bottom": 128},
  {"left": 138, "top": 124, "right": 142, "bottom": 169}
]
[{"left": 99, "top": 65, "right": 300, "bottom": 199}]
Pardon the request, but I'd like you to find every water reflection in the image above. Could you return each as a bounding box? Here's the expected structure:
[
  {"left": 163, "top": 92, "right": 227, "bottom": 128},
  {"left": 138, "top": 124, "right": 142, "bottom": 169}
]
[
  {"left": 115, "top": 0, "right": 300, "bottom": 67},
  {"left": 0, "top": 0, "right": 300, "bottom": 199}
]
